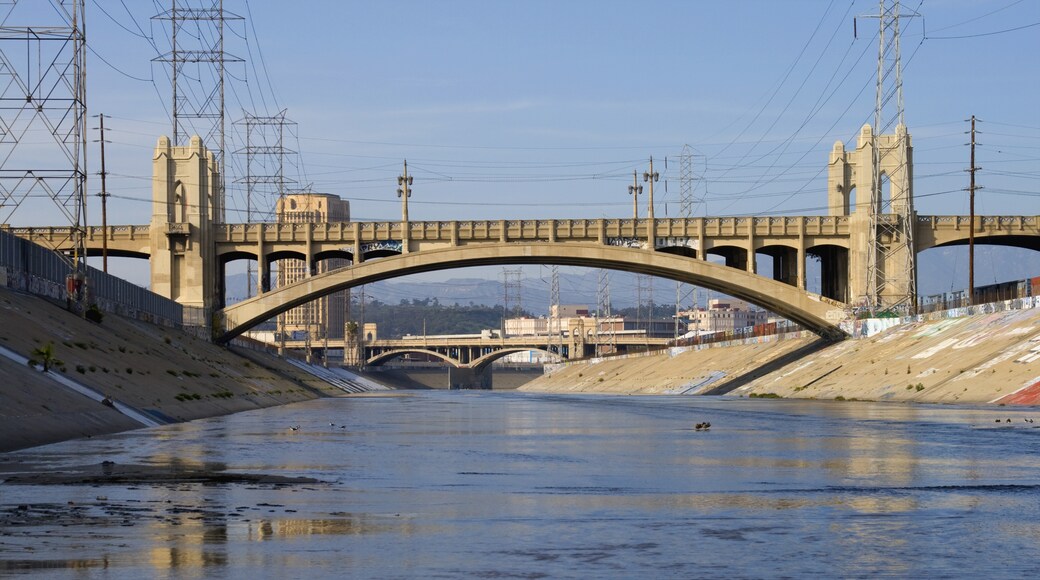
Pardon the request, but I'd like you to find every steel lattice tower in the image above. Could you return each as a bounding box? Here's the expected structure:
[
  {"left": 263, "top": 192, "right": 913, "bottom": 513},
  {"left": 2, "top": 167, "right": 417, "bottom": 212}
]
[
  {"left": 234, "top": 109, "right": 297, "bottom": 296},
  {"left": 597, "top": 269, "right": 615, "bottom": 353},
  {"left": 548, "top": 265, "right": 561, "bottom": 358},
  {"left": 153, "top": 1, "right": 242, "bottom": 222},
  {"left": 502, "top": 268, "right": 522, "bottom": 333},
  {"left": 0, "top": 1, "right": 88, "bottom": 277},
  {"left": 675, "top": 144, "right": 700, "bottom": 337},
  {"left": 864, "top": 0, "right": 918, "bottom": 314}
]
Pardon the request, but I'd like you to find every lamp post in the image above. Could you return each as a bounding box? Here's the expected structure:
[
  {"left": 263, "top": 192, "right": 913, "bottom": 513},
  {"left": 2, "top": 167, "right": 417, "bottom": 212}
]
[
  {"left": 628, "top": 170, "right": 642, "bottom": 222},
  {"left": 397, "top": 160, "right": 413, "bottom": 253},
  {"left": 643, "top": 157, "right": 659, "bottom": 249}
]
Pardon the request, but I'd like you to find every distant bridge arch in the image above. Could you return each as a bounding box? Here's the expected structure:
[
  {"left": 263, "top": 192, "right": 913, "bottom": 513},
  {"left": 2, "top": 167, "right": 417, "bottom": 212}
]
[
  {"left": 364, "top": 346, "right": 559, "bottom": 370},
  {"left": 365, "top": 348, "right": 459, "bottom": 368},
  {"left": 470, "top": 347, "right": 559, "bottom": 372},
  {"left": 217, "top": 242, "right": 848, "bottom": 343}
]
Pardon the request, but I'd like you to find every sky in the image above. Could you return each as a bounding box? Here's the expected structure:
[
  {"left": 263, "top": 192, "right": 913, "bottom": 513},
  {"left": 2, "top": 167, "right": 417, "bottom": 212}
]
[{"left": 2, "top": 0, "right": 1038, "bottom": 301}]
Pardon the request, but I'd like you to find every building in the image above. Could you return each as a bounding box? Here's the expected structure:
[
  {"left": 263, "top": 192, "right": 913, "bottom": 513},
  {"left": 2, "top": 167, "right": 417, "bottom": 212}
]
[
  {"left": 275, "top": 193, "right": 351, "bottom": 341},
  {"left": 681, "top": 298, "right": 769, "bottom": 336}
]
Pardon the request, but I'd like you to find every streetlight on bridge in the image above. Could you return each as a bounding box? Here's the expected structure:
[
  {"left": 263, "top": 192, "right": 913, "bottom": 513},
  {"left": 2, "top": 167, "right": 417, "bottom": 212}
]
[
  {"left": 397, "top": 160, "right": 413, "bottom": 253},
  {"left": 644, "top": 157, "right": 659, "bottom": 249},
  {"left": 628, "top": 170, "right": 642, "bottom": 221}
]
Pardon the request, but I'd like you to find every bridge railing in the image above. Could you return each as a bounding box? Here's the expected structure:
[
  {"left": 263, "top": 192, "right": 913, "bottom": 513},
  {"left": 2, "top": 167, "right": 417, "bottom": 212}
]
[
  {"left": 0, "top": 228, "right": 187, "bottom": 329},
  {"left": 918, "top": 277, "right": 1039, "bottom": 314}
]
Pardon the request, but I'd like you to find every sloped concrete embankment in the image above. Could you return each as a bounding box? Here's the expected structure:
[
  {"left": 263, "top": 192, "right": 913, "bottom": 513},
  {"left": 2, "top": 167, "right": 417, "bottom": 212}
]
[
  {"left": 734, "top": 302, "right": 1040, "bottom": 404},
  {"left": 520, "top": 332, "right": 823, "bottom": 395},
  {"left": 0, "top": 287, "right": 356, "bottom": 452},
  {"left": 522, "top": 301, "right": 1040, "bottom": 406}
]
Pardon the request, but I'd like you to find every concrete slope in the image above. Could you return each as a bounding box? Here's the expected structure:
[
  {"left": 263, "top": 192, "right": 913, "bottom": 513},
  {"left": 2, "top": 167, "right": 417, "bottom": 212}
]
[
  {"left": 734, "top": 307, "right": 1040, "bottom": 404},
  {"left": 0, "top": 287, "right": 356, "bottom": 452},
  {"left": 522, "top": 305, "right": 1040, "bottom": 406}
]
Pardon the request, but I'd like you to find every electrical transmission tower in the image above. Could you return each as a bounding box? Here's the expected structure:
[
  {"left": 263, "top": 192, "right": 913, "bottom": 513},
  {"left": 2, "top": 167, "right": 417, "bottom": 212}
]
[
  {"left": 0, "top": 1, "right": 88, "bottom": 279},
  {"left": 675, "top": 144, "right": 702, "bottom": 338},
  {"left": 234, "top": 110, "right": 297, "bottom": 296},
  {"left": 679, "top": 144, "right": 700, "bottom": 218},
  {"left": 860, "top": 0, "right": 919, "bottom": 314},
  {"left": 153, "top": 1, "right": 242, "bottom": 222},
  {"left": 502, "top": 268, "right": 522, "bottom": 334},
  {"left": 548, "top": 265, "right": 562, "bottom": 359},
  {"left": 597, "top": 269, "right": 615, "bottom": 354}
]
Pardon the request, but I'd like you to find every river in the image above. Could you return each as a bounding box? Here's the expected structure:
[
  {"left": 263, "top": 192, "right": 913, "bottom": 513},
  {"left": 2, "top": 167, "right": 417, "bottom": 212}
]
[{"left": 2, "top": 391, "right": 1040, "bottom": 578}]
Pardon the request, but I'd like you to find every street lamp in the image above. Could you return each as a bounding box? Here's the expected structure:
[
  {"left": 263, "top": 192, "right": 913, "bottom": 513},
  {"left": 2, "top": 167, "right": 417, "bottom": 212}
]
[
  {"left": 397, "top": 160, "right": 413, "bottom": 223},
  {"left": 397, "top": 160, "right": 413, "bottom": 253},
  {"left": 643, "top": 157, "right": 659, "bottom": 248},
  {"left": 628, "top": 170, "right": 643, "bottom": 221}
]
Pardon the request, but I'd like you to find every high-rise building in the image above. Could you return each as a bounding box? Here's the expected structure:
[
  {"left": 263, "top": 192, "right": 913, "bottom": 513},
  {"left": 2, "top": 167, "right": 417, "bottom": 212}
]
[{"left": 275, "top": 193, "right": 350, "bottom": 340}]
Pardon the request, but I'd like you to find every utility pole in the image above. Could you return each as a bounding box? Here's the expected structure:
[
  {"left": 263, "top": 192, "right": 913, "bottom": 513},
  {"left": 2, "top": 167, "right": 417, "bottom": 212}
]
[
  {"left": 398, "top": 160, "right": 413, "bottom": 253},
  {"left": 628, "top": 170, "right": 642, "bottom": 221},
  {"left": 967, "top": 115, "right": 981, "bottom": 306},
  {"left": 644, "top": 157, "right": 659, "bottom": 250},
  {"left": 96, "top": 113, "right": 110, "bottom": 273}
]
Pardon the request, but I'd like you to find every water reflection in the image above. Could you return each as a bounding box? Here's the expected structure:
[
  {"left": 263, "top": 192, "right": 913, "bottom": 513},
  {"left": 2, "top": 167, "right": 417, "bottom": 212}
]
[{"left": 2, "top": 392, "right": 1039, "bottom": 577}]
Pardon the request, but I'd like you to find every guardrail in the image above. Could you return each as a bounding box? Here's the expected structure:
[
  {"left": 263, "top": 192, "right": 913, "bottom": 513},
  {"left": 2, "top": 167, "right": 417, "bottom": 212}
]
[{"left": 0, "top": 229, "right": 193, "bottom": 330}]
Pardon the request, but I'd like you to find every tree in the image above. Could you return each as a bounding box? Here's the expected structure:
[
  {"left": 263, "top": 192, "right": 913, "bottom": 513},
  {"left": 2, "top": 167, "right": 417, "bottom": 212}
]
[{"left": 27, "top": 342, "right": 63, "bottom": 372}]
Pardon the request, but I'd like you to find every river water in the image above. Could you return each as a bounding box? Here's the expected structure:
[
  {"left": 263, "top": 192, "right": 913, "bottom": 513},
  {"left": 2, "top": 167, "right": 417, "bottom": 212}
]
[{"left": 2, "top": 391, "right": 1040, "bottom": 578}]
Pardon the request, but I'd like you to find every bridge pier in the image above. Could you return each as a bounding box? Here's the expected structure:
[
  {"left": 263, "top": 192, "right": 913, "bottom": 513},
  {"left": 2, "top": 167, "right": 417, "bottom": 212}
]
[{"left": 449, "top": 366, "right": 492, "bottom": 390}]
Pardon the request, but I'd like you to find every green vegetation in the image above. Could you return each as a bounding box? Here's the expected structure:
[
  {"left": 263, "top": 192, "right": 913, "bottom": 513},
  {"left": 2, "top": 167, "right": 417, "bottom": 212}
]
[
  {"left": 834, "top": 395, "right": 846, "bottom": 401},
  {"left": 749, "top": 392, "right": 782, "bottom": 399},
  {"left": 27, "top": 342, "right": 62, "bottom": 372},
  {"left": 174, "top": 393, "right": 203, "bottom": 402},
  {"left": 359, "top": 298, "right": 531, "bottom": 338},
  {"left": 85, "top": 304, "right": 104, "bottom": 323}
]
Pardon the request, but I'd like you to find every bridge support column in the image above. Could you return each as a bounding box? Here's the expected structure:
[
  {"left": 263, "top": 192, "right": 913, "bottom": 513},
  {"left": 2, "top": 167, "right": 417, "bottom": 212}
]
[
  {"left": 353, "top": 222, "right": 363, "bottom": 264},
  {"left": 698, "top": 218, "right": 705, "bottom": 260},
  {"left": 772, "top": 247, "right": 799, "bottom": 286},
  {"left": 448, "top": 366, "right": 492, "bottom": 390},
  {"left": 798, "top": 217, "right": 806, "bottom": 289},
  {"left": 305, "top": 227, "right": 314, "bottom": 276},
  {"left": 747, "top": 221, "right": 756, "bottom": 274}
]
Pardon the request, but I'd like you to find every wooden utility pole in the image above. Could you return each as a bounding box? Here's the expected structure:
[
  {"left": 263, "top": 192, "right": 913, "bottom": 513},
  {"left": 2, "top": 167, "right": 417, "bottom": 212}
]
[
  {"left": 97, "top": 113, "right": 110, "bottom": 273},
  {"left": 968, "top": 115, "right": 979, "bottom": 306}
]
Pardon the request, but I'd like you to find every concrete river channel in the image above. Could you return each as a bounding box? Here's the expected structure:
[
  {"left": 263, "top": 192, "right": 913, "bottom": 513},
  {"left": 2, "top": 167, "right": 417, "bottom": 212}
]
[{"left": 2, "top": 390, "right": 1040, "bottom": 578}]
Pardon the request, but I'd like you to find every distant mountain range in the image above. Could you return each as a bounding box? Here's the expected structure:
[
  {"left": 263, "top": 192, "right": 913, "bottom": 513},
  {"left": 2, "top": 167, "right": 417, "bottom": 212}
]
[{"left": 224, "top": 245, "right": 1040, "bottom": 314}]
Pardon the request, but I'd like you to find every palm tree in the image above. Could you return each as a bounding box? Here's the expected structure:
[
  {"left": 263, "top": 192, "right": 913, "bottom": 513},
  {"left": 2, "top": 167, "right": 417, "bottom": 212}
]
[{"left": 27, "top": 342, "right": 63, "bottom": 372}]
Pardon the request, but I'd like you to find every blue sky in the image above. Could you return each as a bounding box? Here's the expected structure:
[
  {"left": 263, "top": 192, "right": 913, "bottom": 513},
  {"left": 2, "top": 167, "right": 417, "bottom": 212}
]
[{"left": 3, "top": 0, "right": 1038, "bottom": 296}]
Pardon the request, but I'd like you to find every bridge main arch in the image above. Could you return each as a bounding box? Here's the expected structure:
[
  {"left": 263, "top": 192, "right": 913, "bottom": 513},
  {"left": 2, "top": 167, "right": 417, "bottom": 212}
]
[{"left": 217, "top": 243, "right": 848, "bottom": 343}]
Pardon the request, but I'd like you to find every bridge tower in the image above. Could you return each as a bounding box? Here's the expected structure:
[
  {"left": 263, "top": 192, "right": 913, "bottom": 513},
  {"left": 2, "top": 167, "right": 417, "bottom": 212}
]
[
  {"left": 828, "top": 123, "right": 914, "bottom": 308},
  {"left": 149, "top": 136, "right": 222, "bottom": 317}
]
